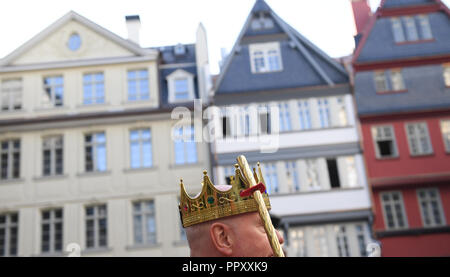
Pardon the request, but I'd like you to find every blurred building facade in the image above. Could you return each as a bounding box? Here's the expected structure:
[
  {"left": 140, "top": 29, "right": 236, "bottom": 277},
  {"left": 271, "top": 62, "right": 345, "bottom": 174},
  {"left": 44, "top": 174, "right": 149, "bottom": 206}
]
[
  {"left": 0, "top": 11, "right": 211, "bottom": 256},
  {"left": 210, "top": 0, "right": 373, "bottom": 257},
  {"left": 352, "top": 0, "right": 450, "bottom": 256}
]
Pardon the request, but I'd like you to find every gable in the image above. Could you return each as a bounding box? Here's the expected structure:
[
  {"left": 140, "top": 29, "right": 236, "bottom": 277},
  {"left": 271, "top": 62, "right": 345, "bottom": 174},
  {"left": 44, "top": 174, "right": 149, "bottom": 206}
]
[
  {"left": 215, "top": 0, "right": 348, "bottom": 95},
  {"left": 11, "top": 20, "right": 135, "bottom": 66}
]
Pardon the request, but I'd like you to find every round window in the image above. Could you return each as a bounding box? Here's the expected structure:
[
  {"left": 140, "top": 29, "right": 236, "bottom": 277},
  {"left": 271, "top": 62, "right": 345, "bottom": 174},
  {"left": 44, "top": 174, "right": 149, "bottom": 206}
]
[{"left": 67, "top": 33, "right": 81, "bottom": 51}]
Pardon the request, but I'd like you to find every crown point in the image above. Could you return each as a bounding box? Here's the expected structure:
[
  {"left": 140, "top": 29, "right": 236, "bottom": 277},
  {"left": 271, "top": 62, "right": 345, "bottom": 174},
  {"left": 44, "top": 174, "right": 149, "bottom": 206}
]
[
  {"left": 234, "top": 164, "right": 239, "bottom": 169},
  {"left": 180, "top": 178, "right": 184, "bottom": 184},
  {"left": 257, "top": 162, "right": 261, "bottom": 167},
  {"left": 203, "top": 170, "right": 208, "bottom": 175}
]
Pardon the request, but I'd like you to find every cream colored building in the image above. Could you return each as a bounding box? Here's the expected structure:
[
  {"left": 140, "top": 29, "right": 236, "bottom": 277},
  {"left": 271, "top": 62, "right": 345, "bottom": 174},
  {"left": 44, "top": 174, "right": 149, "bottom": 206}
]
[{"left": 0, "top": 11, "right": 211, "bottom": 257}]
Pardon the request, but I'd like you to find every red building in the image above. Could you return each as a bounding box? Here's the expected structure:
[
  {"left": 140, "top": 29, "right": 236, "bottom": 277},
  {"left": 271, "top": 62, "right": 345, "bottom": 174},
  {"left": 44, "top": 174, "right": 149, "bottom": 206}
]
[{"left": 351, "top": 0, "right": 450, "bottom": 256}]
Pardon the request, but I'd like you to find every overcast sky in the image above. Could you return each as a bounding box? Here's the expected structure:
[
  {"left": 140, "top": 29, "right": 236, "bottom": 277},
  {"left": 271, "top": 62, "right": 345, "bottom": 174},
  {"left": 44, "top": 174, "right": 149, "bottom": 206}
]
[{"left": 0, "top": 0, "right": 448, "bottom": 74}]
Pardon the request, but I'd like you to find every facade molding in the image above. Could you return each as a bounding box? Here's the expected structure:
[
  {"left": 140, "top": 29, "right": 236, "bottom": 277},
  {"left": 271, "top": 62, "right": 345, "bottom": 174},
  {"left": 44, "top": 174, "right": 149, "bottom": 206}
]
[{"left": 273, "top": 209, "right": 373, "bottom": 227}]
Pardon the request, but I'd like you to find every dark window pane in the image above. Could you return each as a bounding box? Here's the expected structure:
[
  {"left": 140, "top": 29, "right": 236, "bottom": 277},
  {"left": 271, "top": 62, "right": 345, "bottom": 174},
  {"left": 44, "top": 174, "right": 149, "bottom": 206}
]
[
  {"left": 327, "top": 159, "right": 341, "bottom": 188},
  {"left": 378, "top": 140, "right": 394, "bottom": 156}
]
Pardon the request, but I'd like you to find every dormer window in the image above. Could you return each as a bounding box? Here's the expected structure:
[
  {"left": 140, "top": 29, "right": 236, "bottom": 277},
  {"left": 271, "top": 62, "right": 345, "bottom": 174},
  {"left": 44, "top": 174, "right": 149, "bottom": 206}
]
[
  {"left": 249, "top": 42, "right": 283, "bottom": 74},
  {"left": 167, "top": 69, "right": 195, "bottom": 103},
  {"left": 391, "top": 15, "right": 433, "bottom": 43},
  {"left": 251, "top": 13, "right": 274, "bottom": 30},
  {"left": 174, "top": 44, "right": 186, "bottom": 56}
]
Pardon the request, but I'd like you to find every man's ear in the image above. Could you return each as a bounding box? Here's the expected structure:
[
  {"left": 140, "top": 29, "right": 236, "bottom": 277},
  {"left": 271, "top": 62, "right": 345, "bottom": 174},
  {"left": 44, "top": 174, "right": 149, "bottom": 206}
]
[{"left": 209, "top": 222, "right": 234, "bottom": 256}]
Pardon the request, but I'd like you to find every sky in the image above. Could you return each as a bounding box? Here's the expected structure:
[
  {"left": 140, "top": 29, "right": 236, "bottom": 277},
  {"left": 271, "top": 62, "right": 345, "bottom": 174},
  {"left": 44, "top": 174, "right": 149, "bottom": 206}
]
[{"left": 0, "top": 0, "right": 448, "bottom": 74}]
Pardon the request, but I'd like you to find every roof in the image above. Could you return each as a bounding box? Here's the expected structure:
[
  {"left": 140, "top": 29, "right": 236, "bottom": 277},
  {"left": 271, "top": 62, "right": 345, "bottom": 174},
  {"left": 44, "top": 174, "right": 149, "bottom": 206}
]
[
  {"left": 353, "top": 0, "right": 450, "bottom": 66},
  {"left": 214, "top": 0, "right": 348, "bottom": 96},
  {"left": 154, "top": 44, "right": 196, "bottom": 65}
]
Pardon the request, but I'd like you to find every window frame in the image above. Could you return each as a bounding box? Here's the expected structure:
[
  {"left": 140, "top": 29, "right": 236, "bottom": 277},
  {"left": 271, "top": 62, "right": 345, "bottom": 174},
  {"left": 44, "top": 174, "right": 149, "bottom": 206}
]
[
  {"left": 166, "top": 69, "right": 195, "bottom": 104},
  {"left": 42, "top": 135, "right": 64, "bottom": 177},
  {"left": 440, "top": 119, "right": 450, "bottom": 153},
  {"left": 249, "top": 42, "right": 283, "bottom": 74},
  {"left": 443, "top": 65, "right": 450, "bottom": 87},
  {"left": 41, "top": 208, "right": 63, "bottom": 254},
  {"left": 84, "top": 132, "right": 107, "bottom": 173},
  {"left": 405, "top": 122, "right": 433, "bottom": 156},
  {"left": 132, "top": 200, "right": 157, "bottom": 245},
  {"left": 1, "top": 139, "right": 21, "bottom": 180},
  {"left": 371, "top": 125, "right": 399, "bottom": 159},
  {"left": 85, "top": 204, "right": 108, "bottom": 249},
  {"left": 129, "top": 128, "right": 153, "bottom": 169},
  {"left": 173, "top": 125, "right": 198, "bottom": 165},
  {"left": 42, "top": 75, "right": 64, "bottom": 107},
  {"left": 416, "top": 188, "right": 446, "bottom": 227},
  {"left": 0, "top": 212, "right": 19, "bottom": 257},
  {"left": 380, "top": 191, "right": 409, "bottom": 230},
  {"left": 83, "top": 72, "right": 105, "bottom": 105},
  {"left": 1, "top": 78, "right": 22, "bottom": 111}
]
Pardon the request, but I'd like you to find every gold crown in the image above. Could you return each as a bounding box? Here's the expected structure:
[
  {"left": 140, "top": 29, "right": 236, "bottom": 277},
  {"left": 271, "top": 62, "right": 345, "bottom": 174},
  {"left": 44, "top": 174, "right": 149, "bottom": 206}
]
[{"left": 179, "top": 162, "right": 271, "bottom": 228}]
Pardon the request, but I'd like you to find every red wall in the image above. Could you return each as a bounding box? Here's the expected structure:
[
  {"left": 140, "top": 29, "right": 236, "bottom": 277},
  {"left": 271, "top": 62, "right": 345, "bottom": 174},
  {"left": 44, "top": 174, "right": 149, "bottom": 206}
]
[
  {"left": 361, "top": 113, "right": 450, "bottom": 179},
  {"left": 380, "top": 232, "right": 450, "bottom": 257}
]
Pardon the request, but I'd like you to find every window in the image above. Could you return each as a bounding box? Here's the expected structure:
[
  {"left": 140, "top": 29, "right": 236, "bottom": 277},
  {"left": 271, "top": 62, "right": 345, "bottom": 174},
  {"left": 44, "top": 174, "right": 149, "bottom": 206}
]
[
  {"left": 374, "top": 71, "right": 389, "bottom": 92},
  {"left": 334, "top": 225, "right": 350, "bottom": 257},
  {"left": 417, "top": 15, "right": 433, "bottom": 40},
  {"left": 0, "top": 213, "right": 18, "bottom": 257},
  {"left": 174, "top": 44, "right": 186, "bottom": 56},
  {"left": 263, "top": 163, "right": 278, "bottom": 194},
  {"left": 390, "top": 70, "right": 405, "bottom": 91},
  {"left": 297, "top": 100, "right": 312, "bottom": 130},
  {"left": 381, "top": 192, "right": 408, "bottom": 230},
  {"left": 417, "top": 188, "right": 446, "bottom": 227},
  {"left": 405, "top": 122, "right": 433, "bottom": 156},
  {"left": 403, "top": 16, "right": 419, "bottom": 41},
  {"left": 43, "top": 76, "right": 63, "bottom": 107},
  {"left": 344, "top": 156, "right": 358, "bottom": 188},
  {"left": 312, "top": 227, "right": 328, "bottom": 257},
  {"left": 133, "top": 200, "right": 157, "bottom": 245},
  {"left": 222, "top": 115, "right": 231, "bottom": 138},
  {"left": 167, "top": 70, "right": 194, "bottom": 103},
  {"left": 85, "top": 205, "right": 107, "bottom": 249},
  {"left": 290, "top": 229, "right": 307, "bottom": 257},
  {"left": 443, "top": 65, "right": 450, "bottom": 87},
  {"left": 327, "top": 158, "right": 341, "bottom": 189},
  {"left": 249, "top": 42, "right": 283, "bottom": 73},
  {"left": 128, "top": 70, "right": 149, "bottom": 101},
  {"left": 85, "top": 132, "right": 106, "bottom": 172},
  {"left": 355, "top": 225, "right": 367, "bottom": 257},
  {"left": 173, "top": 126, "right": 197, "bottom": 165},
  {"left": 1, "top": 79, "right": 22, "bottom": 111},
  {"left": 251, "top": 14, "right": 274, "bottom": 30},
  {"left": 258, "top": 106, "right": 271, "bottom": 135},
  {"left": 1, "top": 139, "right": 20, "bottom": 180},
  {"left": 278, "top": 103, "right": 291, "bottom": 132},
  {"left": 42, "top": 136, "right": 63, "bottom": 176},
  {"left": 285, "top": 161, "right": 300, "bottom": 192},
  {"left": 67, "top": 33, "right": 81, "bottom": 51},
  {"left": 305, "top": 159, "right": 320, "bottom": 191},
  {"left": 317, "top": 98, "right": 331, "bottom": 128},
  {"left": 391, "top": 17, "right": 406, "bottom": 43},
  {"left": 441, "top": 120, "right": 450, "bottom": 152},
  {"left": 372, "top": 125, "right": 398, "bottom": 158},
  {"left": 241, "top": 107, "right": 251, "bottom": 136},
  {"left": 337, "top": 97, "right": 348, "bottom": 126},
  {"left": 83, "top": 73, "right": 104, "bottom": 105},
  {"left": 41, "top": 209, "right": 63, "bottom": 254},
  {"left": 130, "top": 129, "right": 152, "bottom": 169}
]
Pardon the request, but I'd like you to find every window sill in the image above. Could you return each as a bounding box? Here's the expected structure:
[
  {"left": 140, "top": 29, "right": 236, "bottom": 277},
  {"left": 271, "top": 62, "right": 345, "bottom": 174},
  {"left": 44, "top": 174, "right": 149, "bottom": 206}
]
[
  {"left": 0, "top": 178, "right": 25, "bottom": 185},
  {"left": 33, "top": 174, "right": 68, "bottom": 182},
  {"left": 395, "top": 39, "right": 435, "bottom": 45},
  {"left": 34, "top": 106, "right": 70, "bottom": 112},
  {"left": 269, "top": 186, "right": 364, "bottom": 197},
  {"left": 76, "top": 102, "right": 110, "bottom": 109},
  {"left": 168, "top": 99, "right": 195, "bottom": 105},
  {"left": 125, "top": 243, "right": 161, "bottom": 251},
  {"left": 82, "top": 247, "right": 113, "bottom": 255},
  {"left": 122, "top": 99, "right": 154, "bottom": 105},
  {"left": 376, "top": 89, "right": 408, "bottom": 95},
  {"left": 409, "top": 152, "right": 434, "bottom": 158},
  {"left": 123, "top": 166, "right": 158, "bottom": 173},
  {"left": 375, "top": 156, "right": 400, "bottom": 161},
  {"left": 169, "top": 163, "right": 203, "bottom": 169},
  {"left": 76, "top": 170, "right": 111, "bottom": 178},
  {"left": 33, "top": 251, "right": 65, "bottom": 257},
  {"left": 222, "top": 125, "right": 354, "bottom": 139},
  {"left": 251, "top": 69, "right": 284, "bottom": 75},
  {"left": 0, "top": 109, "right": 24, "bottom": 115}
]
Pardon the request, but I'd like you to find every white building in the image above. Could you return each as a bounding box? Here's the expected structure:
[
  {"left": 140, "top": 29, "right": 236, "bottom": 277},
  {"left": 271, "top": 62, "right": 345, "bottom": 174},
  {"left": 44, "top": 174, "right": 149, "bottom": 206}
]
[
  {"left": 0, "top": 11, "right": 211, "bottom": 257},
  {"left": 210, "top": 0, "right": 374, "bottom": 257}
]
